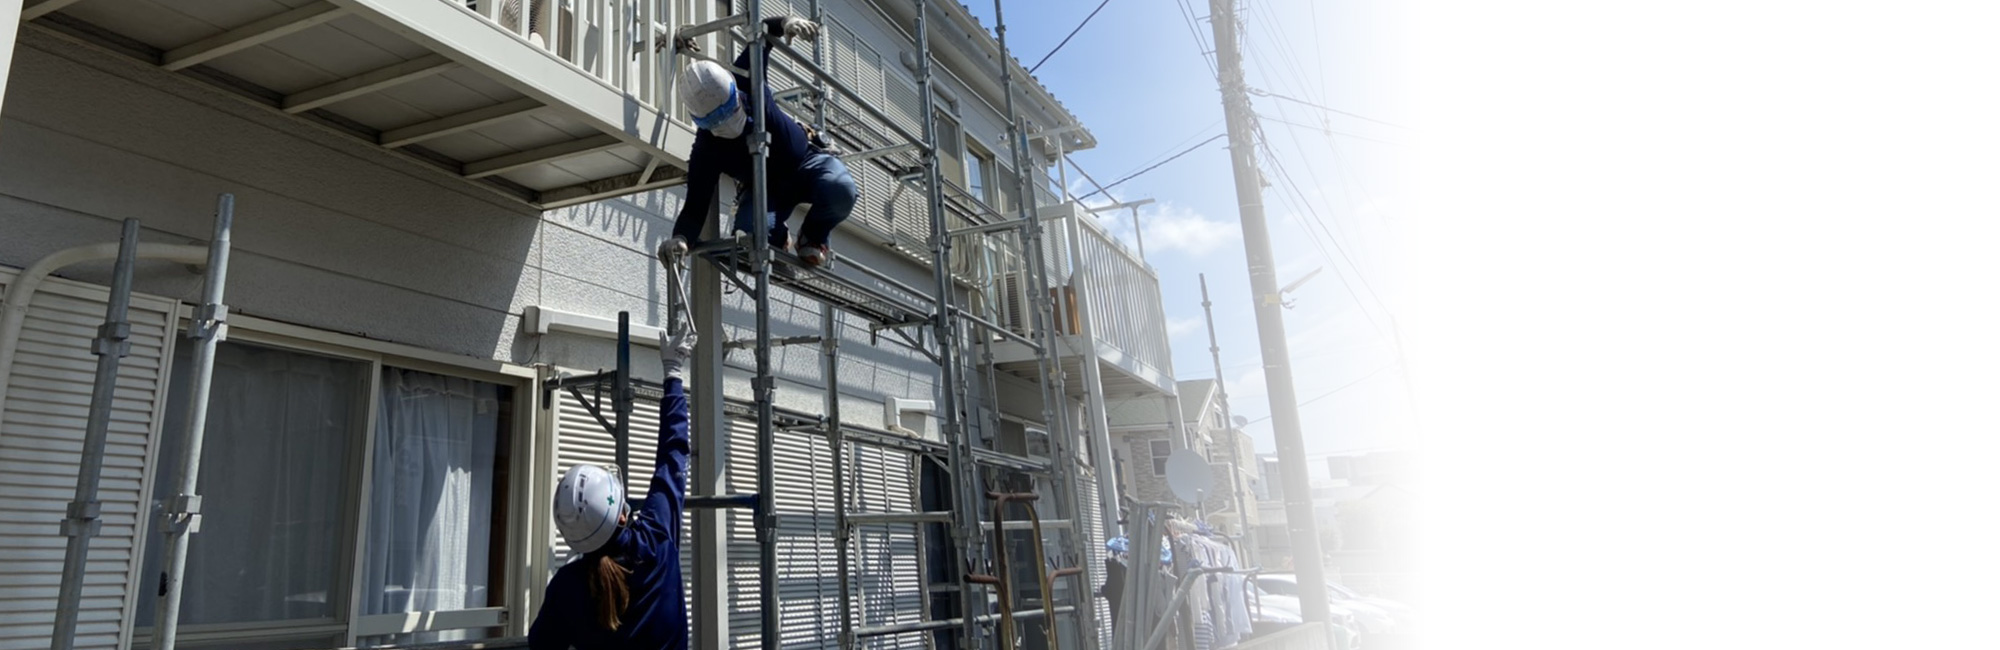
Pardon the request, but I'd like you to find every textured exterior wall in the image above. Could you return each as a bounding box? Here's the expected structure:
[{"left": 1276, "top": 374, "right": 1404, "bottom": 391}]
[{"left": 0, "top": 31, "right": 954, "bottom": 419}]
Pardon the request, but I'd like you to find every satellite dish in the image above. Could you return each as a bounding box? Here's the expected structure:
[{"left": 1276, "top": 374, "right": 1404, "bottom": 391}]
[
  {"left": 1164, "top": 449, "right": 1213, "bottom": 504},
  {"left": 1232, "top": 415, "right": 1250, "bottom": 427}
]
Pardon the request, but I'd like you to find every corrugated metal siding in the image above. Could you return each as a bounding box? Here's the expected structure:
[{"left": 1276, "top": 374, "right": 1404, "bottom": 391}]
[{"left": 0, "top": 269, "right": 178, "bottom": 650}]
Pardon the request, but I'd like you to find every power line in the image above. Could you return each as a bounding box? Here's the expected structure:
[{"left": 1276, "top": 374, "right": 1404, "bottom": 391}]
[
  {"left": 1253, "top": 113, "right": 1407, "bottom": 148},
  {"left": 1172, "top": 0, "right": 1219, "bottom": 81},
  {"left": 1239, "top": 362, "right": 1398, "bottom": 426},
  {"left": 1250, "top": 118, "right": 1396, "bottom": 345},
  {"left": 1129, "top": 118, "right": 1225, "bottom": 175},
  {"left": 1249, "top": 87, "right": 1406, "bottom": 129},
  {"left": 1061, "top": 154, "right": 1114, "bottom": 201},
  {"left": 1074, "top": 133, "right": 1226, "bottom": 203},
  {"left": 1028, "top": 0, "right": 1114, "bottom": 74}
]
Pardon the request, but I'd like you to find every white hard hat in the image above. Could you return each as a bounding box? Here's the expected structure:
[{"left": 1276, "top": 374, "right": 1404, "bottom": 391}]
[
  {"left": 680, "top": 60, "right": 746, "bottom": 138},
  {"left": 553, "top": 464, "right": 626, "bottom": 554}
]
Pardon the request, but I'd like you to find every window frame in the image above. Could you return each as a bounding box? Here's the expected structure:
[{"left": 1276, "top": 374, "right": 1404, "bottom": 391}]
[
  {"left": 1150, "top": 439, "right": 1173, "bottom": 476},
  {"left": 132, "top": 309, "right": 539, "bottom": 648},
  {"left": 965, "top": 139, "right": 997, "bottom": 208}
]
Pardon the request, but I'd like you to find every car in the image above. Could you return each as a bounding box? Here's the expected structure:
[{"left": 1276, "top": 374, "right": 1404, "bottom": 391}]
[
  {"left": 1254, "top": 573, "right": 1399, "bottom": 635},
  {"left": 1248, "top": 583, "right": 1363, "bottom": 647},
  {"left": 1327, "top": 580, "right": 1418, "bottom": 631}
]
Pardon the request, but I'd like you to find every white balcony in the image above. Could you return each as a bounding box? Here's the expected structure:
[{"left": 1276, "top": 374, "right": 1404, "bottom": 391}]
[
  {"left": 983, "top": 202, "right": 1176, "bottom": 397},
  {"left": 22, "top": 0, "right": 705, "bottom": 208}
]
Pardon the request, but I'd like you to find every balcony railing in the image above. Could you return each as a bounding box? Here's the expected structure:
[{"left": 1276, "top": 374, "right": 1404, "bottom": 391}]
[
  {"left": 975, "top": 200, "right": 1174, "bottom": 390},
  {"left": 457, "top": 0, "right": 688, "bottom": 114}
]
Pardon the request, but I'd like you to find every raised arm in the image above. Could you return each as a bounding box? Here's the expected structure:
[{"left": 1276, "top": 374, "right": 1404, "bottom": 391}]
[
  {"left": 605, "top": 331, "right": 695, "bottom": 562},
  {"left": 645, "top": 331, "right": 695, "bottom": 525}
]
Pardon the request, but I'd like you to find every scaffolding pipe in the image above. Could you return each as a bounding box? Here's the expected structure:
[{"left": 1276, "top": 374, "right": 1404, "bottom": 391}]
[
  {"left": 909, "top": 3, "right": 985, "bottom": 648},
  {"left": 854, "top": 605, "right": 1077, "bottom": 639},
  {"left": 674, "top": 12, "right": 748, "bottom": 40},
  {"left": 48, "top": 218, "right": 140, "bottom": 650},
  {"left": 1200, "top": 274, "right": 1256, "bottom": 562},
  {"left": 745, "top": 4, "right": 782, "bottom": 650},
  {"left": 1138, "top": 567, "right": 1239, "bottom": 650},
  {"left": 0, "top": 243, "right": 209, "bottom": 419},
  {"left": 769, "top": 39, "right": 932, "bottom": 155},
  {"left": 685, "top": 494, "right": 760, "bottom": 510},
  {"left": 847, "top": 511, "right": 952, "bottom": 525},
  {"left": 825, "top": 306, "right": 856, "bottom": 650},
  {"left": 616, "top": 312, "right": 633, "bottom": 480},
  {"left": 151, "top": 195, "right": 236, "bottom": 650}
]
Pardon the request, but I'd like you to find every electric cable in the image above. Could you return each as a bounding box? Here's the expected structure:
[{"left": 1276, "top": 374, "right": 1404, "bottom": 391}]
[
  {"left": 1248, "top": 87, "right": 1405, "bottom": 129},
  {"left": 1073, "top": 134, "right": 1226, "bottom": 203},
  {"left": 1028, "top": 0, "right": 1114, "bottom": 73}
]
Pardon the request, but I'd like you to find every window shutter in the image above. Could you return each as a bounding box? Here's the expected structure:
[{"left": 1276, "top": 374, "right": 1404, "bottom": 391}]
[{"left": 0, "top": 269, "right": 179, "bottom": 650}]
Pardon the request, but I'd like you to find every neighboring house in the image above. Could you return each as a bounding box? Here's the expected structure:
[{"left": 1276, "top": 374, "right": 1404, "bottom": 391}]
[
  {"left": 1102, "top": 379, "right": 1260, "bottom": 544},
  {"left": 0, "top": 2, "right": 1160, "bottom": 650},
  {"left": 1254, "top": 449, "right": 1418, "bottom": 581}
]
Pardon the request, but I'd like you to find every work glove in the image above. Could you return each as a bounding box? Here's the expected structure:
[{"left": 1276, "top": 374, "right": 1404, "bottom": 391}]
[
  {"left": 659, "top": 330, "right": 697, "bottom": 381},
  {"left": 763, "top": 16, "right": 821, "bottom": 43}
]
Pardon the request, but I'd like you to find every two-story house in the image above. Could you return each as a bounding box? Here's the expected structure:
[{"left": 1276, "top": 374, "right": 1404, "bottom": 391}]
[{"left": 0, "top": 2, "right": 1179, "bottom": 650}]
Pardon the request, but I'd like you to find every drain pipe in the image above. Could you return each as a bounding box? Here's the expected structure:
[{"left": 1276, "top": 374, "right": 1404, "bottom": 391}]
[
  {"left": 0, "top": 243, "right": 209, "bottom": 422},
  {"left": 151, "top": 194, "right": 234, "bottom": 650},
  {"left": 49, "top": 218, "right": 141, "bottom": 650}
]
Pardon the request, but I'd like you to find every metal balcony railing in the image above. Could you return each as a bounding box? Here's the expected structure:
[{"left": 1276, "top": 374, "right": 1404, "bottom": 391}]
[{"left": 457, "top": 0, "right": 687, "bottom": 114}]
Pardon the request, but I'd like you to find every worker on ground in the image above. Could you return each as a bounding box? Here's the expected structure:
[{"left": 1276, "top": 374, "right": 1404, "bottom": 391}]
[
  {"left": 662, "top": 15, "right": 857, "bottom": 268},
  {"left": 529, "top": 330, "right": 698, "bottom": 650}
]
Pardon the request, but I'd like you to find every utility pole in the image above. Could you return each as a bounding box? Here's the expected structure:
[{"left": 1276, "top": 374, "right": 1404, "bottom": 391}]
[
  {"left": 1200, "top": 274, "right": 1256, "bottom": 565},
  {"left": 1207, "top": 0, "right": 1333, "bottom": 623}
]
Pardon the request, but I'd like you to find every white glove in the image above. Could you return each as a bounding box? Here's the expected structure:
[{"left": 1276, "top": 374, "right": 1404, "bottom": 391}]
[
  {"left": 764, "top": 16, "right": 821, "bottom": 43},
  {"left": 659, "top": 330, "right": 696, "bottom": 381}
]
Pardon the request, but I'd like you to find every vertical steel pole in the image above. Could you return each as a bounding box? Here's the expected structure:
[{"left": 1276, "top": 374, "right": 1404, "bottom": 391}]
[
  {"left": 617, "top": 311, "right": 633, "bottom": 481},
  {"left": 49, "top": 218, "right": 140, "bottom": 650},
  {"left": 691, "top": 194, "right": 730, "bottom": 650},
  {"left": 826, "top": 307, "right": 855, "bottom": 650},
  {"left": 1128, "top": 206, "right": 1145, "bottom": 263},
  {"left": 808, "top": 0, "right": 827, "bottom": 131},
  {"left": 990, "top": 1, "right": 1100, "bottom": 645},
  {"left": 153, "top": 195, "right": 235, "bottom": 650},
  {"left": 1206, "top": 0, "right": 1332, "bottom": 622},
  {"left": 1199, "top": 275, "right": 1255, "bottom": 563},
  {"left": 744, "top": 0, "right": 782, "bottom": 648},
  {"left": 912, "top": 3, "right": 981, "bottom": 648}
]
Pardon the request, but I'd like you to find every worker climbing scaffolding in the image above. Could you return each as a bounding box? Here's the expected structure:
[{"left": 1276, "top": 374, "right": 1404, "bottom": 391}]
[{"left": 662, "top": 14, "right": 858, "bottom": 268}]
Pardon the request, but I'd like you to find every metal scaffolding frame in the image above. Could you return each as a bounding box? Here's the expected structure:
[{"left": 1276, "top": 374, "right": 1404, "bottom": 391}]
[{"left": 563, "top": 2, "right": 1106, "bottom": 649}]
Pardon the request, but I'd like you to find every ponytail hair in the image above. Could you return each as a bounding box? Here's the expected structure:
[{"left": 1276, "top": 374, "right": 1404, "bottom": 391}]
[{"left": 589, "top": 554, "right": 632, "bottom": 630}]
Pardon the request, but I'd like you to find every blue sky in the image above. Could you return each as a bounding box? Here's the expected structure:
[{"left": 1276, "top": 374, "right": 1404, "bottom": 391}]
[{"left": 963, "top": 0, "right": 1414, "bottom": 455}]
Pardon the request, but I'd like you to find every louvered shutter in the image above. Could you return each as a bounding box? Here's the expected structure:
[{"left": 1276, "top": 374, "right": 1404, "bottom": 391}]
[
  {"left": 0, "top": 269, "right": 178, "bottom": 650},
  {"left": 1079, "top": 470, "right": 1112, "bottom": 650},
  {"left": 722, "top": 416, "right": 925, "bottom": 650},
  {"left": 848, "top": 445, "right": 923, "bottom": 650}
]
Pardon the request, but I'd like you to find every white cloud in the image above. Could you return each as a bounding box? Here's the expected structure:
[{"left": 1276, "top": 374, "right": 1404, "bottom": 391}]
[
  {"left": 1167, "top": 316, "right": 1201, "bottom": 337},
  {"left": 1137, "top": 203, "right": 1240, "bottom": 257}
]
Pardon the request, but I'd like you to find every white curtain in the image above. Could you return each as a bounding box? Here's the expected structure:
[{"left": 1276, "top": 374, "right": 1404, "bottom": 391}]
[
  {"left": 362, "top": 368, "right": 501, "bottom": 642},
  {"left": 140, "top": 341, "right": 364, "bottom": 625}
]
